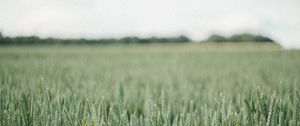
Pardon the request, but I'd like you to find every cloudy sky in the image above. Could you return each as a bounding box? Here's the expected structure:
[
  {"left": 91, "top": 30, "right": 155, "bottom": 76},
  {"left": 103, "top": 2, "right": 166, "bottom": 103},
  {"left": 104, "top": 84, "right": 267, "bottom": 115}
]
[{"left": 0, "top": 0, "right": 299, "bottom": 47}]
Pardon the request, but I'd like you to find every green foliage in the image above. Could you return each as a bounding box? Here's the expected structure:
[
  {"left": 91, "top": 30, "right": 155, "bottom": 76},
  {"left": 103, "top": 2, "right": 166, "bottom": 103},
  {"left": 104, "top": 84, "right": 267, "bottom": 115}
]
[
  {"left": 0, "top": 44, "right": 299, "bottom": 126},
  {"left": 205, "top": 34, "right": 226, "bottom": 42},
  {"left": 204, "top": 33, "right": 274, "bottom": 42},
  {"left": 0, "top": 32, "right": 190, "bottom": 45}
]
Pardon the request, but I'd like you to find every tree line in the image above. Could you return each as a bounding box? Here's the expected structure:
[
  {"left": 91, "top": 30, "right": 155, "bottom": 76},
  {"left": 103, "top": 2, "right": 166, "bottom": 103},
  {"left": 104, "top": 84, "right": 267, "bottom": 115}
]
[
  {"left": 0, "top": 33, "right": 190, "bottom": 45},
  {"left": 0, "top": 32, "right": 274, "bottom": 45},
  {"left": 203, "top": 33, "right": 274, "bottom": 42}
]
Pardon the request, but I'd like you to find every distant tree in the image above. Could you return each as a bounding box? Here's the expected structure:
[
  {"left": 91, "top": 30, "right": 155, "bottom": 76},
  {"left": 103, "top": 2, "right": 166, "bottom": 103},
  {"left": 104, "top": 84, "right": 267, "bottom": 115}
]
[
  {"left": 228, "top": 33, "right": 253, "bottom": 42},
  {"left": 13, "top": 36, "right": 40, "bottom": 44},
  {"left": 228, "top": 33, "right": 274, "bottom": 42},
  {"left": 204, "top": 33, "right": 274, "bottom": 42},
  {"left": 174, "top": 35, "right": 190, "bottom": 42},
  {"left": 0, "top": 32, "right": 3, "bottom": 44},
  {"left": 139, "top": 38, "right": 151, "bottom": 43},
  {"left": 205, "top": 34, "right": 226, "bottom": 42},
  {"left": 254, "top": 35, "right": 274, "bottom": 42},
  {"left": 0, "top": 32, "right": 10, "bottom": 45},
  {"left": 120, "top": 37, "right": 140, "bottom": 43},
  {"left": 0, "top": 32, "right": 192, "bottom": 45}
]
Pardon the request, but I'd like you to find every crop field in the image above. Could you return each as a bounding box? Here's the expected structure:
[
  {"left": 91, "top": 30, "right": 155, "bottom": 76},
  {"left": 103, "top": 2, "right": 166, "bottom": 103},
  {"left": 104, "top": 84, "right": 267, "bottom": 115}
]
[{"left": 0, "top": 43, "right": 299, "bottom": 126}]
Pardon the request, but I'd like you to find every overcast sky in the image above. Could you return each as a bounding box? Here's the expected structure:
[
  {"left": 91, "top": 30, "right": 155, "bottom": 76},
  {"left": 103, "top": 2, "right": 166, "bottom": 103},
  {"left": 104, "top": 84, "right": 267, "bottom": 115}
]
[{"left": 0, "top": 0, "right": 299, "bottom": 47}]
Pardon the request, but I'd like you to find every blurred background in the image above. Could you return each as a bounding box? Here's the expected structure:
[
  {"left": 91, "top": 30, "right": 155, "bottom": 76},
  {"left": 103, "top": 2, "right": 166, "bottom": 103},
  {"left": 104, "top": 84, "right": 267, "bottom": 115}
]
[{"left": 0, "top": 0, "right": 299, "bottom": 48}]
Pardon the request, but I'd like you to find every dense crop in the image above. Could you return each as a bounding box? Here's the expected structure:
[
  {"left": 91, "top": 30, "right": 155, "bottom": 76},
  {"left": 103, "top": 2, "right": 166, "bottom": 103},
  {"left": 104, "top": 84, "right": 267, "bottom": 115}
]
[{"left": 0, "top": 43, "right": 299, "bottom": 126}]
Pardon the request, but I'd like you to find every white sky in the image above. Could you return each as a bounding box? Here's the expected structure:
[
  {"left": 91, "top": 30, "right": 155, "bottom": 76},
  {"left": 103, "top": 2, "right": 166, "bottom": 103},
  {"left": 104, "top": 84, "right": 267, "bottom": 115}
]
[{"left": 0, "top": 0, "right": 300, "bottom": 48}]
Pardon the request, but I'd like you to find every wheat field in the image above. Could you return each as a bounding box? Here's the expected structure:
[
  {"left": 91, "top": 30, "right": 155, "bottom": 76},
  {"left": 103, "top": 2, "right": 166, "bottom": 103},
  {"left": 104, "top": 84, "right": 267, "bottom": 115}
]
[{"left": 0, "top": 43, "right": 299, "bottom": 126}]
